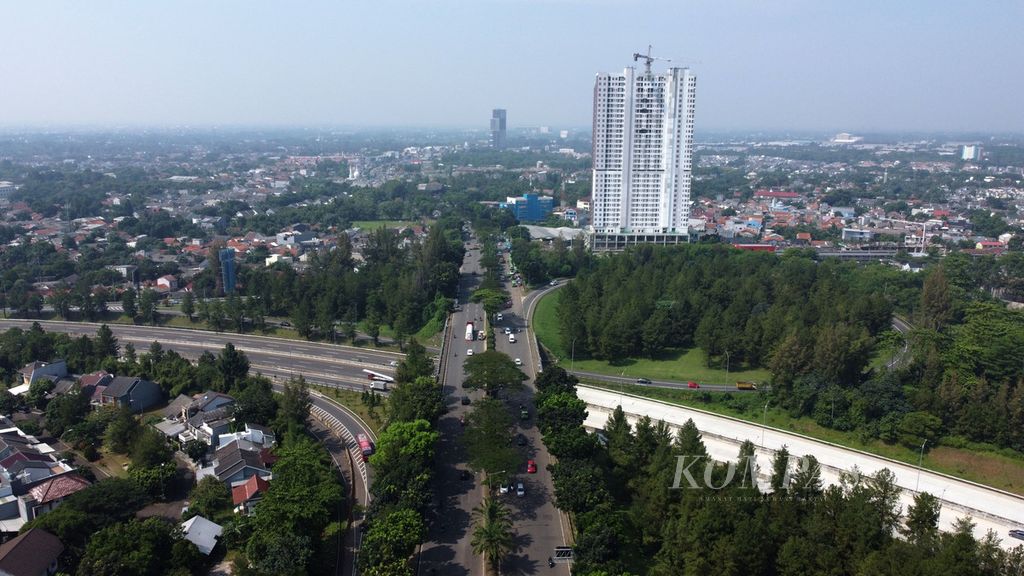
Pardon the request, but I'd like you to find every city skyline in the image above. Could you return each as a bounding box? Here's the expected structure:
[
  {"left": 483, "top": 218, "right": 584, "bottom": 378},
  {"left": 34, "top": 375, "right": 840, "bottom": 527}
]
[{"left": 1, "top": 1, "right": 1023, "bottom": 133}]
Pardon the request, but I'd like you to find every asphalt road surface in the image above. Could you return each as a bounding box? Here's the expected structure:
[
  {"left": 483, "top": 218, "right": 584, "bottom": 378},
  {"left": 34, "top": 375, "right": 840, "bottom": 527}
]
[{"left": 418, "top": 238, "right": 570, "bottom": 576}]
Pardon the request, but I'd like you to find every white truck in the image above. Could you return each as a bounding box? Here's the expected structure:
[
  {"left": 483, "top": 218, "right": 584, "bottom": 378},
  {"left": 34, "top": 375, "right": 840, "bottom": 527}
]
[{"left": 465, "top": 322, "right": 475, "bottom": 341}]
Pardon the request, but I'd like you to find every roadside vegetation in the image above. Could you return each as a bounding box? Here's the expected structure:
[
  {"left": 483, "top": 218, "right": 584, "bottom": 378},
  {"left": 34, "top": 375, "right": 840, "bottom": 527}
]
[
  {"left": 539, "top": 245, "right": 1024, "bottom": 465},
  {"left": 536, "top": 367, "right": 1024, "bottom": 576}
]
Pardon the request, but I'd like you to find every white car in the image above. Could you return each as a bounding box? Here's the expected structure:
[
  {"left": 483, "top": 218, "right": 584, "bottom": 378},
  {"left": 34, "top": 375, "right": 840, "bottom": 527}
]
[
  {"left": 514, "top": 358, "right": 522, "bottom": 366},
  {"left": 496, "top": 313, "right": 504, "bottom": 321},
  {"left": 466, "top": 349, "right": 474, "bottom": 356}
]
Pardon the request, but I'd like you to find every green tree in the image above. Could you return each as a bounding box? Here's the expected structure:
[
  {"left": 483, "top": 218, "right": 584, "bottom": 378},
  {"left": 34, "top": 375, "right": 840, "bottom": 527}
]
[
  {"left": 138, "top": 288, "right": 159, "bottom": 325},
  {"left": 187, "top": 473, "right": 231, "bottom": 518},
  {"left": 121, "top": 287, "right": 137, "bottom": 320},
  {"left": 360, "top": 508, "right": 426, "bottom": 574},
  {"left": 233, "top": 377, "right": 278, "bottom": 426},
  {"left": 44, "top": 390, "right": 91, "bottom": 437},
  {"left": 919, "top": 266, "right": 952, "bottom": 331},
  {"left": 183, "top": 439, "right": 209, "bottom": 464},
  {"left": 394, "top": 339, "right": 434, "bottom": 383},
  {"left": 77, "top": 517, "right": 200, "bottom": 576},
  {"left": 462, "top": 398, "right": 520, "bottom": 479},
  {"left": 471, "top": 497, "right": 515, "bottom": 574},
  {"left": 275, "top": 375, "right": 311, "bottom": 435},
  {"left": 904, "top": 491, "right": 941, "bottom": 545},
  {"left": 104, "top": 408, "right": 139, "bottom": 454},
  {"left": 462, "top": 349, "right": 527, "bottom": 396},
  {"left": 386, "top": 375, "right": 444, "bottom": 424},
  {"left": 216, "top": 342, "right": 250, "bottom": 391},
  {"left": 95, "top": 324, "right": 119, "bottom": 359},
  {"left": 130, "top": 427, "right": 172, "bottom": 469},
  {"left": 180, "top": 291, "right": 195, "bottom": 321}
]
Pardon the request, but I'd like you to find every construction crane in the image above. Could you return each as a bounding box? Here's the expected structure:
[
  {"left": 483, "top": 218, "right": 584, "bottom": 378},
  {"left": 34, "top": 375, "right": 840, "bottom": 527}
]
[{"left": 633, "top": 45, "right": 672, "bottom": 74}]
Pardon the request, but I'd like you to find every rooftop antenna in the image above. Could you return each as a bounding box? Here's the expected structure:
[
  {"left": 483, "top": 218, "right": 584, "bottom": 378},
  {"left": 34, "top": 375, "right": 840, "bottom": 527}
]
[{"left": 633, "top": 45, "right": 672, "bottom": 74}]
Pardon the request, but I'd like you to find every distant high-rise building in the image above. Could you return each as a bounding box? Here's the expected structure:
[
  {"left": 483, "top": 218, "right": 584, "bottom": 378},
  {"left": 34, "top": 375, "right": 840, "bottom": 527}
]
[
  {"left": 220, "top": 248, "right": 237, "bottom": 294},
  {"left": 490, "top": 109, "right": 507, "bottom": 149},
  {"left": 962, "top": 144, "right": 981, "bottom": 161},
  {"left": 589, "top": 58, "right": 696, "bottom": 250}
]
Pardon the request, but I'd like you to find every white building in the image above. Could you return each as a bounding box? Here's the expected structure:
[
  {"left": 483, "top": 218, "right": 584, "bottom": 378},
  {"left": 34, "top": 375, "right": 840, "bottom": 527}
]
[
  {"left": 962, "top": 144, "right": 981, "bottom": 161},
  {"left": 589, "top": 59, "right": 696, "bottom": 250}
]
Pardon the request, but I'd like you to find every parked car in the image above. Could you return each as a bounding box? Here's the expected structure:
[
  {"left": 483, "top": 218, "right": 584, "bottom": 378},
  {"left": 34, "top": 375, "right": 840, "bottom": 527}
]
[
  {"left": 527, "top": 460, "right": 537, "bottom": 474},
  {"left": 520, "top": 405, "right": 529, "bottom": 420},
  {"left": 516, "top": 433, "right": 527, "bottom": 446},
  {"left": 466, "top": 349, "right": 474, "bottom": 356},
  {"left": 461, "top": 396, "right": 471, "bottom": 405},
  {"left": 496, "top": 313, "right": 504, "bottom": 321},
  {"left": 499, "top": 482, "right": 511, "bottom": 495},
  {"left": 635, "top": 378, "right": 652, "bottom": 385},
  {"left": 516, "top": 482, "right": 526, "bottom": 497},
  {"left": 1010, "top": 529, "right": 1024, "bottom": 541},
  {"left": 514, "top": 358, "right": 522, "bottom": 366}
]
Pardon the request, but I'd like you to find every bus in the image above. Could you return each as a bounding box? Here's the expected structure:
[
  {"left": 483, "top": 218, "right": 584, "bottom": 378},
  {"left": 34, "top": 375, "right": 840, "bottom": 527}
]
[
  {"left": 356, "top": 434, "right": 374, "bottom": 461},
  {"left": 465, "top": 322, "right": 475, "bottom": 341}
]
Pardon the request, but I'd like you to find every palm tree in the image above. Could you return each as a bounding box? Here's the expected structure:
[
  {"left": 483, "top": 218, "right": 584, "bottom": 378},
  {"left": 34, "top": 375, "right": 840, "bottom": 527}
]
[{"left": 471, "top": 498, "right": 515, "bottom": 574}]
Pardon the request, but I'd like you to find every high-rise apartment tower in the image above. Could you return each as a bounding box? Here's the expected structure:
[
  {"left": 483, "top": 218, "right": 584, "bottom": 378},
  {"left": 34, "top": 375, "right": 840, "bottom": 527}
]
[
  {"left": 589, "top": 59, "right": 695, "bottom": 250},
  {"left": 491, "top": 109, "right": 507, "bottom": 149}
]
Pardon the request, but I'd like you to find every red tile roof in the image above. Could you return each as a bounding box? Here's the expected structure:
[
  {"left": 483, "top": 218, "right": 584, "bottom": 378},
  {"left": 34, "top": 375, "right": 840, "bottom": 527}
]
[
  {"left": 231, "top": 475, "right": 270, "bottom": 506},
  {"left": 28, "top": 473, "right": 91, "bottom": 504}
]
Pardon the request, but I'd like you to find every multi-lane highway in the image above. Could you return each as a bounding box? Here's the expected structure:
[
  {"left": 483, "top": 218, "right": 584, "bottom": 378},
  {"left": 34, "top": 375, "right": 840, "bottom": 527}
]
[{"left": 418, "top": 237, "right": 570, "bottom": 575}]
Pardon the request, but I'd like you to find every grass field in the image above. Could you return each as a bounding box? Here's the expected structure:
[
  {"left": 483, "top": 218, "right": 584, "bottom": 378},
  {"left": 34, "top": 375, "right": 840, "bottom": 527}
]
[
  {"left": 533, "top": 291, "right": 770, "bottom": 385},
  {"left": 350, "top": 220, "right": 422, "bottom": 231},
  {"left": 589, "top": 380, "right": 1024, "bottom": 496},
  {"left": 314, "top": 386, "right": 384, "bottom": 435}
]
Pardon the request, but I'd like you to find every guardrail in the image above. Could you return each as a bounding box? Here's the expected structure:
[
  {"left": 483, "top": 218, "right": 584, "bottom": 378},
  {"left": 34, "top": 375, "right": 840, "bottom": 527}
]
[{"left": 310, "top": 403, "right": 370, "bottom": 504}]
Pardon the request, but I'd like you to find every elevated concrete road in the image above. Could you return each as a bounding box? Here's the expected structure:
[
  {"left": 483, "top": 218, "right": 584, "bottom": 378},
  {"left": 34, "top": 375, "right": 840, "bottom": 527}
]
[{"left": 579, "top": 385, "right": 1024, "bottom": 551}]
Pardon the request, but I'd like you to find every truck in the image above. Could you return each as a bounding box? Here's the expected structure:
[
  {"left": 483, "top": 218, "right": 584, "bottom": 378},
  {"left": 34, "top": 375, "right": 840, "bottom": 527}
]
[
  {"left": 465, "top": 322, "right": 475, "bottom": 341},
  {"left": 736, "top": 381, "right": 758, "bottom": 391}
]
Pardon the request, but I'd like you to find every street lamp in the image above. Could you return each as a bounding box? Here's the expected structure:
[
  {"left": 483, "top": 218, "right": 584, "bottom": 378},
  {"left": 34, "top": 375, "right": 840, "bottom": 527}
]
[
  {"left": 724, "top": 351, "right": 731, "bottom": 377},
  {"left": 916, "top": 439, "right": 928, "bottom": 492},
  {"left": 760, "top": 401, "right": 770, "bottom": 448},
  {"left": 570, "top": 338, "right": 577, "bottom": 372}
]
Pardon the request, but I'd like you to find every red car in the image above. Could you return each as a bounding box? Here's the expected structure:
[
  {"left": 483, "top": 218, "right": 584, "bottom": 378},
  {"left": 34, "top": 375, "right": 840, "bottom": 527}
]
[
  {"left": 687, "top": 381, "right": 700, "bottom": 389},
  {"left": 526, "top": 460, "right": 537, "bottom": 474}
]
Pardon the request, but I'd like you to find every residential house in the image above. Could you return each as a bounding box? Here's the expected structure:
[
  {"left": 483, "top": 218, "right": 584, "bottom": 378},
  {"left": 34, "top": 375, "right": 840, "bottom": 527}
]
[
  {"left": 209, "top": 442, "right": 272, "bottom": 487},
  {"left": 231, "top": 475, "right": 270, "bottom": 515},
  {"left": 0, "top": 527, "right": 64, "bottom": 576},
  {"left": 180, "top": 515, "right": 222, "bottom": 556},
  {"left": 18, "top": 473, "right": 90, "bottom": 521},
  {"left": 179, "top": 393, "right": 235, "bottom": 446},
  {"left": 99, "top": 377, "right": 162, "bottom": 413},
  {"left": 156, "top": 275, "right": 178, "bottom": 291},
  {"left": 17, "top": 362, "right": 67, "bottom": 388},
  {"left": 216, "top": 423, "right": 275, "bottom": 452}
]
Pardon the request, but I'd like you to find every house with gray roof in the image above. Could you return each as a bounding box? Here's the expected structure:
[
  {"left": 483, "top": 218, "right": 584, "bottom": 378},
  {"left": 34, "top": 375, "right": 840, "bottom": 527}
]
[{"left": 99, "top": 377, "right": 162, "bottom": 413}]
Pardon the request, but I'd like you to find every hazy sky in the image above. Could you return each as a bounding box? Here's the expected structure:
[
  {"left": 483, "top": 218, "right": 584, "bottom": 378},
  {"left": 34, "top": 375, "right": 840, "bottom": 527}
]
[{"left": 2, "top": 1, "right": 1022, "bottom": 133}]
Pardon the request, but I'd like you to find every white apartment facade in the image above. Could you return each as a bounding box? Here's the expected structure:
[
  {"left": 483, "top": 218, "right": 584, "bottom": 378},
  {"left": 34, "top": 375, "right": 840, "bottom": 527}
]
[{"left": 590, "top": 64, "right": 696, "bottom": 250}]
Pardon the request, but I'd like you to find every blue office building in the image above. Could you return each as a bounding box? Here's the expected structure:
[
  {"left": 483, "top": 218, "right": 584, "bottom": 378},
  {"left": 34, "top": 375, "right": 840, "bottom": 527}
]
[
  {"left": 220, "top": 248, "right": 237, "bottom": 294},
  {"left": 502, "top": 193, "right": 554, "bottom": 222}
]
